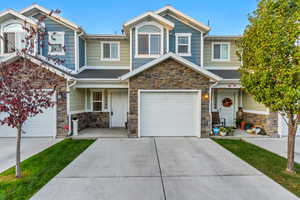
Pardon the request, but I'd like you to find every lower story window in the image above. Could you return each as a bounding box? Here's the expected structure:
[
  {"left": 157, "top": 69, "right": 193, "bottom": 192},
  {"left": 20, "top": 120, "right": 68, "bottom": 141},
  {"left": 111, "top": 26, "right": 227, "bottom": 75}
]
[{"left": 92, "top": 91, "right": 103, "bottom": 111}]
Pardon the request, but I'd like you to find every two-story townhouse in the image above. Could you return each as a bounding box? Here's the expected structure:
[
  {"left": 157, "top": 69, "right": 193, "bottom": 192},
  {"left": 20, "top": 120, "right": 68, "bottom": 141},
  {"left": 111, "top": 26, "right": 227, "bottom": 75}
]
[{"left": 1, "top": 4, "right": 296, "bottom": 138}]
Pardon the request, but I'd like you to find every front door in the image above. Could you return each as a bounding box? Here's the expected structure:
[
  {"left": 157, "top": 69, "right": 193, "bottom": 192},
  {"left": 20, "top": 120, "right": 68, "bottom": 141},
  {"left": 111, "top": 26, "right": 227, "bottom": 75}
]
[
  {"left": 111, "top": 90, "right": 128, "bottom": 127},
  {"left": 217, "top": 90, "right": 237, "bottom": 127}
]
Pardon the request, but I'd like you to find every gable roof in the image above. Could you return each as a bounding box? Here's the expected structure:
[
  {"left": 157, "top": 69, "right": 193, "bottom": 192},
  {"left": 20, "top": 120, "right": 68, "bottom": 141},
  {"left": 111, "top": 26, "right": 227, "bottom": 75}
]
[
  {"left": 155, "top": 5, "right": 210, "bottom": 33},
  {"left": 121, "top": 52, "right": 222, "bottom": 81},
  {"left": 123, "top": 11, "right": 174, "bottom": 32},
  {"left": 20, "top": 4, "right": 82, "bottom": 32},
  {"left": 0, "top": 53, "right": 75, "bottom": 80},
  {"left": 0, "top": 9, "right": 38, "bottom": 26}
]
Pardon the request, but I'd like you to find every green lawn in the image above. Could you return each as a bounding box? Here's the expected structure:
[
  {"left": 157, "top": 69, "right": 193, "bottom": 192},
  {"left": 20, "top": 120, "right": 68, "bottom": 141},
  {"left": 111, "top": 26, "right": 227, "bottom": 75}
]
[
  {"left": 0, "top": 139, "right": 95, "bottom": 200},
  {"left": 213, "top": 138, "right": 300, "bottom": 197}
]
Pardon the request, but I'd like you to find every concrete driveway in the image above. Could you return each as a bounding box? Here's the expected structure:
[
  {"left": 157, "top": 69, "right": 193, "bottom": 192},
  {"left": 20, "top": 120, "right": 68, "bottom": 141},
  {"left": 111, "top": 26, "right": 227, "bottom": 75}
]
[
  {"left": 31, "top": 138, "right": 298, "bottom": 200},
  {"left": 0, "top": 138, "right": 62, "bottom": 173},
  {"left": 244, "top": 137, "right": 300, "bottom": 163}
]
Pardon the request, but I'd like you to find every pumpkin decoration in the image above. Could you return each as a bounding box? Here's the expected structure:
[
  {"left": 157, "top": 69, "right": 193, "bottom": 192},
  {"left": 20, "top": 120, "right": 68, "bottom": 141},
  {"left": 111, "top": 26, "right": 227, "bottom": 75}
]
[{"left": 222, "top": 98, "right": 233, "bottom": 107}]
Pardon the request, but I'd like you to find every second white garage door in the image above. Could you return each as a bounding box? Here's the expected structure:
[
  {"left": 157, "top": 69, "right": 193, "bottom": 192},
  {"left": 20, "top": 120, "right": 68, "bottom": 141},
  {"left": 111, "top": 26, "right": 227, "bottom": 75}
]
[{"left": 139, "top": 90, "right": 201, "bottom": 137}]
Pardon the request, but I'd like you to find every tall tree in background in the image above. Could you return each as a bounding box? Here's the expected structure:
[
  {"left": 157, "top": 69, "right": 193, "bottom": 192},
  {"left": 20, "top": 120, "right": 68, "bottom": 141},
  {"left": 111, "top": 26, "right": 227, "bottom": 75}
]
[
  {"left": 238, "top": 0, "right": 300, "bottom": 172},
  {"left": 0, "top": 10, "right": 63, "bottom": 178}
]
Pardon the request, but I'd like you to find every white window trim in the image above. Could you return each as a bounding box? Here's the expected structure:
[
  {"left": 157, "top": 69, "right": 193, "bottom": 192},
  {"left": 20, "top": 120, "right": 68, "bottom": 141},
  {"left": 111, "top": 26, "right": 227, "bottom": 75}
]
[
  {"left": 135, "top": 21, "right": 164, "bottom": 58},
  {"left": 91, "top": 89, "right": 105, "bottom": 112},
  {"left": 48, "top": 31, "right": 65, "bottom": 56},
  {"left": 100, "top": 41, "right": 120, "bottom": 61},
  {"left": 175, "top": 33, "right": 192, "bottom": 57},
  {"left": 0, "top": 21, "right": 26, "bottom": 55},
  {"left": 211, "top": 42, "right": 230, "bottom": 62}
]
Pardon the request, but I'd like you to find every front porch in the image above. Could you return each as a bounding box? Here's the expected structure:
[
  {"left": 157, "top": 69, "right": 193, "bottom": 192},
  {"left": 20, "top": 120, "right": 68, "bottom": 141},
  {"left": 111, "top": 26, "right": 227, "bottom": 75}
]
[
  {"left": 211, "top": 84, "right": 274, "bottom": 137},
  {"left": 69, "top": 85, "right": 129, "bottom": 137}
]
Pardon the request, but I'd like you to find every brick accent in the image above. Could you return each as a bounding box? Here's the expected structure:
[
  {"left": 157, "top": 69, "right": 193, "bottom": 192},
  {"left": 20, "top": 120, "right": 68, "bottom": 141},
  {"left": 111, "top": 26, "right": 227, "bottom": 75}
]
[
  {"left": 71, "top": 112, "right": 110, "bottom": 131},
  {"left": 243, "top": 111, "right": 279, "bottom": 137},
  {"left": 8, "top": 59, "right": 69, "bottom": 137},
  {"left": 128, "top": 58, "right": 213, "bottom": 137}
]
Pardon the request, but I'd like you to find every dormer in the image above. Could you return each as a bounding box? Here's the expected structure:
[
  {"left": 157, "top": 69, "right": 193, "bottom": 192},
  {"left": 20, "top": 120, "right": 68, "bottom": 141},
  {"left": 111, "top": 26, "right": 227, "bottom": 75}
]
[
  {"left": 0, "top": 9, "right": 38, "bottom": 55},
  {"left": 123, "top": 12, "right": 174, "bottom": 69}
]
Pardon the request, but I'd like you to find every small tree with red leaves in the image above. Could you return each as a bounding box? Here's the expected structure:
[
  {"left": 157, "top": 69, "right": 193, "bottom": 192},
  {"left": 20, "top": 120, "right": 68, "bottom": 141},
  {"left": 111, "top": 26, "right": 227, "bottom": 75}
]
[{"left": 0, "top": 9, "right": 64, "bottom": 178}]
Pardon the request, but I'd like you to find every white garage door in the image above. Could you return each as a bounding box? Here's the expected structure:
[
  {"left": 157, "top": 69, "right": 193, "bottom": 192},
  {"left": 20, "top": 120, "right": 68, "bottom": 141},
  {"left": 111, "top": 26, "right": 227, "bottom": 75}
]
[
  {"left": 0, "top": 94, "right": 57, "bottom": 137},
  {"left": 139, "top": 90, "right": 201, "bottom": 137},
  {"left": 279, "top": 114, "right": 300, "bottom": 137}
]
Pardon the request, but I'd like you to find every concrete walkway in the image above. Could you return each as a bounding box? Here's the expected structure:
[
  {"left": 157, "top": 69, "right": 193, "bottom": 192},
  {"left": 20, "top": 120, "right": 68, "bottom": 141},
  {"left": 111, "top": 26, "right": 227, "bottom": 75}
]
[
  {"left": 73, "top": 128, "right": 128, "bottom": 139},
  {"left": 244, "top": 137, "right": 300, "bottom": 163},
  {"left": 0, "top": 138, "right": 62, "bottom": 173},
  {"left": 31, "top": 138, "right": 299, "bottom": 200}
]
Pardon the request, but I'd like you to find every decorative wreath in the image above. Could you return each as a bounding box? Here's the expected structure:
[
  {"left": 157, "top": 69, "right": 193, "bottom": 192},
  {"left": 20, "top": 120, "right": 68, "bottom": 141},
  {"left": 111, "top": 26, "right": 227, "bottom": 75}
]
[{"left": 222, "top": 98, "right": 233, "bottom": 107}]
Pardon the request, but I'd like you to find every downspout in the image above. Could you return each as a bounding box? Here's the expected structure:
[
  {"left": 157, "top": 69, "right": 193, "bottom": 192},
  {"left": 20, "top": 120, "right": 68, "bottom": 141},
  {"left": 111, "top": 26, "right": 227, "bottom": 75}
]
[
  {"left": 67, "top": 80, "right": 77, "bottom": 136},
  {"left": 209, "top": 81, "right": 218, "bottom": 132}
]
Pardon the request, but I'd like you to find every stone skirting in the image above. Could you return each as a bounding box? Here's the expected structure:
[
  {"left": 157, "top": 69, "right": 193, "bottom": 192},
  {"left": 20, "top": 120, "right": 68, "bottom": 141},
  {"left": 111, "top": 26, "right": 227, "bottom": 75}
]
[
  {"left": 243, "top": 111, "right": 278, "bottom": 137},
  {"left": 71, "top": 112, "right": 110, "bottom": 132},
  {"left": 128, "top": 58, "right": 212, "bottom": 138}
]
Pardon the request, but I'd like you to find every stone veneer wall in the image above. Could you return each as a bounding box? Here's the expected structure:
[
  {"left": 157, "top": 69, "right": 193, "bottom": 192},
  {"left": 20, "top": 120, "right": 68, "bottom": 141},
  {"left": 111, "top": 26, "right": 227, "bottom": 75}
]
[
  {"left": 128, "top": 58, "right": 213, "bottom": 138},
  {"left": 243, "top": 112, "right": 278, "bottom": 137},
  {"left": 9, "top": 59, "right": 69, "bottom": 138},
  {"left": 71, "top": 112, "right": 110, "bottom": 132}
]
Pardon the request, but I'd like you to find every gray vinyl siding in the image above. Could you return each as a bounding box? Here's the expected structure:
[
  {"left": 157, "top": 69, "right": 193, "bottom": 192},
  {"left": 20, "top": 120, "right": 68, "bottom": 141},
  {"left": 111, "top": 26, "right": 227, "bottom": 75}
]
[
  {"left": 70, "top": 88, "right": 85, "bottom": 112},
  {"left": 204, "top": 40, "right": 241, "bottom": 67},
  {"left": 79, "top": 37, "right": 85, "bottom": 67},
  {"left": 132, "top": 28, "right": 156, "bottom": 69},
  {"left": 33, "top": 14, "right": 75, "bottom": 70},
  {"left": 164, "top": 14, "right": 201, "bottom": 66},
  {"left": 86, "top": 39, "right": 130, "bottom": 66}
]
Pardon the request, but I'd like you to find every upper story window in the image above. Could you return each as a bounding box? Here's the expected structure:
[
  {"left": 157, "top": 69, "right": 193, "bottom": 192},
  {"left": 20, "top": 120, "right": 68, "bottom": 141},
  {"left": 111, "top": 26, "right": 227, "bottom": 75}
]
[
  {"left": 135, "top": 22, "right": 163, "bottom": 58},
  {"left": 48, "top": 31, "right": 65, "bottom": 56},
  {"left": 101, "top": 41, "right": 120, "bottom": 61},
  {"left": 175, "top": 33, "right": 191, "bottom": 56},
  {"left": 212, "top": 42, "right": 230, "bottom": 62},
  {"left": 3, "top": 23, "right": 26, "bottom": 54}
]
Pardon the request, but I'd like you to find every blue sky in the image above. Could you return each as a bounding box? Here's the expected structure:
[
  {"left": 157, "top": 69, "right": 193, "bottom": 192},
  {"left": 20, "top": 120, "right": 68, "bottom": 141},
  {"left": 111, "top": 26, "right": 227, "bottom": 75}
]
[{"left": 1, "top": 0, "right": 258, "bottom": 35}]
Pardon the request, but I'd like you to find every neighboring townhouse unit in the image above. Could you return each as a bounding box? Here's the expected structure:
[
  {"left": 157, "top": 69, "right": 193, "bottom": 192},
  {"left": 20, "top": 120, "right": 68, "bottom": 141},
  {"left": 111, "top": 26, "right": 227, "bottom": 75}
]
[{"left": 1, "top": 4, "right": 297, "bottom": 138}]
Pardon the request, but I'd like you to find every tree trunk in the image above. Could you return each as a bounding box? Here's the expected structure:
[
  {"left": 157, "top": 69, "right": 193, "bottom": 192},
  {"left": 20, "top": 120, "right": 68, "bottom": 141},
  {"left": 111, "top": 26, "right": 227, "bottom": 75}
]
[
  {"left": 286, "top": 114, "right": 298, "bottom": 173},
  {"left": 16, "top": 126, "right": 22, "bottom": 178}
]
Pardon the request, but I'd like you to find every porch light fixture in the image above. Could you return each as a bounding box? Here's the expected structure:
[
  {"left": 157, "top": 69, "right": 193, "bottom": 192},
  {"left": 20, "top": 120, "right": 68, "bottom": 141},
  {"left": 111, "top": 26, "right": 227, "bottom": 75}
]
[{"left": 203, "top": 93, "right": 209, "bottom": 100}]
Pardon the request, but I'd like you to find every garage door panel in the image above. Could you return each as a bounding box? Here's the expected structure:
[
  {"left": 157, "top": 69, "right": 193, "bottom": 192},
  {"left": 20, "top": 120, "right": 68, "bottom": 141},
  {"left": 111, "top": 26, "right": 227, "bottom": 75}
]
[
  {"left": 0, "top": 94, "right": 56, "bottom": 137},
  {"left": 140, "top": 91, "right": 200, "bottom": 137}
]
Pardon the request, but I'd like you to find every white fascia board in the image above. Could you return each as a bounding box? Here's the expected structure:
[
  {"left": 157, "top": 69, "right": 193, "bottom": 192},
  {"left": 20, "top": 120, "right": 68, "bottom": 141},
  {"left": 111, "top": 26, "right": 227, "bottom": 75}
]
[
  {"left": 75, "top": 78, "right": 128, "bottom": 82},
  {"left": 219, "top": 79, "right": 241, "bottom": 83},
  {"left": 121, "top": 52, "right": 222, "bottom": 81},
  {"left": 77, "top": 65, "right": 130, "bottom": 73},
  {"left": 123, "top": 11, "right": 174, "bottom": 29},
  {"left": 204, "top": 66, "right": 240, "bottom": 70},
  {"left": 155, "top": 6, "right": 210, "bottom": 32},
  {"left": 1, "top": 53, "right": 74, "bottom": 80},
  {"left": 20, "top": 4, "right": 80, "bottom": 31},
  {"left": 0, "top": 9, "right": 38, "bottom": 26}
]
